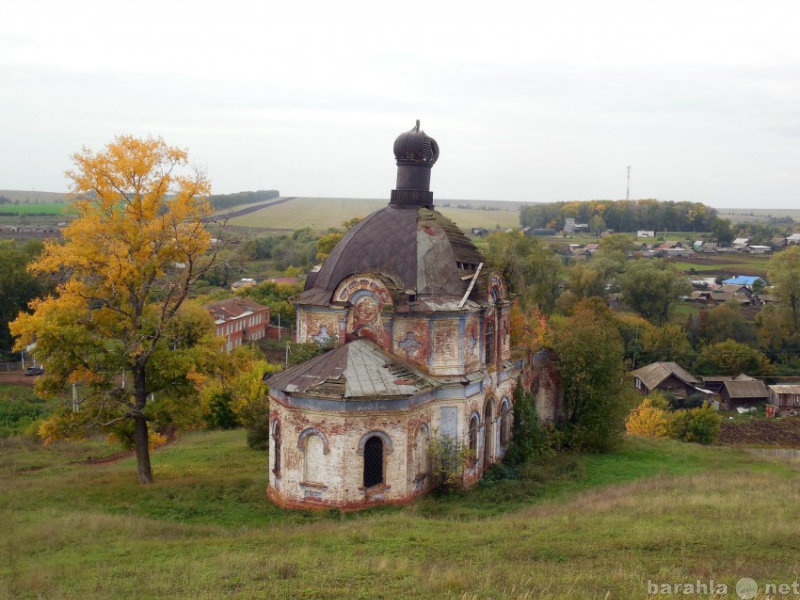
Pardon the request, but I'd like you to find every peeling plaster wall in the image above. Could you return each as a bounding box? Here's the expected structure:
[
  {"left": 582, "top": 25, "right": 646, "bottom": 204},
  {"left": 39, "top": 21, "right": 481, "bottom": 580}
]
[{"left": 268, "top": 375, "right": 517, "bottom": 509}]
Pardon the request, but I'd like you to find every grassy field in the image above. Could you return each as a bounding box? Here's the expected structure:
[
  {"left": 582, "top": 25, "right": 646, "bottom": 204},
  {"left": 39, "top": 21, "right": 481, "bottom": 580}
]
[
  {"left": 0, "top": 202, "right": 66, "bottom": 216},
  {"left": 3, "top": 425, "right": 800, "bottom": 599},
  {"left": 224, "top": 197, "right": 522, "bottom": 233},
  {"left": 670, "top": 254, "right": 771, "bottom": 278}
]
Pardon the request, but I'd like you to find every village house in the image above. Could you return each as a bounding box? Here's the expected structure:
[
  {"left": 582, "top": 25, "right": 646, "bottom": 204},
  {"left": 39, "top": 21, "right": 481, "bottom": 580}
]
[
  {"left": 718, "top": 375, "right": 768, "bottom": 411},
  {"left": 630, "top": 362, "right": 708, "bottom": 400},
  {"left": 722, "top": 275, "right": 766, "bottom": 289},
  {"left": 265, "top": 122, "right": 561, "bottom": 510},
  {"left": 206, "top": 297, "right": 270, "bottom": 351}
]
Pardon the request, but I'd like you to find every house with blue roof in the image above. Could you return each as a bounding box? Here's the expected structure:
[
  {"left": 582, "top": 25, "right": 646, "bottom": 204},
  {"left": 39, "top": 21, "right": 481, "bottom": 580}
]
[{"left": 722, "top": 275, "right": 766, "bottom": 288}]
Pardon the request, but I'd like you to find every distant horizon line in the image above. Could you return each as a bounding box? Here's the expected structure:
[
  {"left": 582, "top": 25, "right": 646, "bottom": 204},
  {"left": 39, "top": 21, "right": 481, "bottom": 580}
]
[{"left": 1, "top": 188, "right": 797, "bottom": 213}]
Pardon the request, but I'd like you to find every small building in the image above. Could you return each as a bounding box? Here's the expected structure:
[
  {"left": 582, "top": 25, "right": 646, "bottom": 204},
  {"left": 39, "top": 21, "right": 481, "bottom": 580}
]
[
  {"left": 732, "top": 237, "right": 750, "bottom": 247},
  {"left": 630, "top": 362, "right": 705, "bottom": 400},
  {"left": 637, "top": 230, "right": 655, "bottom": 238},
  {"left": 768, "top": 384, "right": 800, "bottom": 415},
  {"left": 787, "top": 233, "right": 800, "bottom": 246},
  {"left": 231, "top": 277, "right": 257, "bottom": 291},
  {"left": 719, "top": 377, "right": 768, "bottom": 411},
  {"left": 745, "top": 245, "right": 771, "bottom": 255},
  {"left": 207, "top": 297, "right": 270, "bottom": 351},
  {"left": 721, "top": 275, "right": 766, "bottom": 289}
]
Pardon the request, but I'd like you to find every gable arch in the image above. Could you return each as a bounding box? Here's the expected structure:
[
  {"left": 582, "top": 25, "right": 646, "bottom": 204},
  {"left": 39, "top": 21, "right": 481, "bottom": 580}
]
[
  {"left": 357, "top": 430, "right": 394, "bottom": 455},
  {"left": 297, "top": 427, "right": 330, "bottom": 454}
]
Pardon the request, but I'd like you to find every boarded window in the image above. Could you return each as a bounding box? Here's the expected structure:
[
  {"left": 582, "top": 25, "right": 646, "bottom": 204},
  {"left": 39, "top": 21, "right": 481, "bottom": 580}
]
[
  {"left": 363, "top": 436, "right": 384, "bottom": 488},
  {"left": 414, "top": 426, "right": 429, "bottom": 476},
  {"left": 303, "top": 434, "right": 325, "bottom": 484}
]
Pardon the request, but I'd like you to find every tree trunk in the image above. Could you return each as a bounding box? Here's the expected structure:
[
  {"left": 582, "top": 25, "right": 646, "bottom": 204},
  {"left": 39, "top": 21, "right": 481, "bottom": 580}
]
[{"left": 133, "top": 366, "right": 154, "bottom": 484}]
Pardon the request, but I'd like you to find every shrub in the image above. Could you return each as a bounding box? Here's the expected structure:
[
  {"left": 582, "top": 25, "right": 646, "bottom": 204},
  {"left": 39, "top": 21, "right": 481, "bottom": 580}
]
[
  {"left": 626, "top": 398, "right": 670, "bottom": 438},
  {"left": 427, "top": 434, "right": 473, "bottom": 495},
  {"left": 667, "top": 403, "right": 721, "bottom": 445}
]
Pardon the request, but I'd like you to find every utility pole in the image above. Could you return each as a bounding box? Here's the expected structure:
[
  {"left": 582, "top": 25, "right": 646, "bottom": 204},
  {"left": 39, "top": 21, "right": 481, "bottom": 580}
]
[{"left": 626, "top": 166, "right": 631, "bottom": 201}]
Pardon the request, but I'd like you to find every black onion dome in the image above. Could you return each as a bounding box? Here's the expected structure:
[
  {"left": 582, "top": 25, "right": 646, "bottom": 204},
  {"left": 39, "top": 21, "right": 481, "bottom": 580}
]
[{"left": 393, "top": 120, "right": 439, "bottom": 166}]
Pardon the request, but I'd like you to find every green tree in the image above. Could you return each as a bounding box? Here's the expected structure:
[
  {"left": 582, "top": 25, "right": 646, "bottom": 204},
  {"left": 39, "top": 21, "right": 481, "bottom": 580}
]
[
  {"left": 504, "top": 378, "right": 548, "bottom": 467},
  {"left": 710, "top": 217, "right": 734, "bottom": 244},
  {"left": 640, "top": 322, "right": 694, "bottom": 365},
  {"left": 620, "top": 259, "right": 692, "bottom": 324},
  {"left": 0, "top": 240, "right": 46, "bottom": 356},
  {"left": 547, "top": 299, "right": 637, "bottom": 451},
  {"left": 589, "top": 214, "right": 606, "bottom": 236},
  {"left": 768, "top": 246, "right": 800, "bottom": 333},
  {"left": 10, "top": 136, "right": 219, "bottom": 484},
  {"left": 694, "top": 339, "right": 772, "bottom": 376},
  {"left": 484, "top": 231, "right": 562, "bottom": 313},
  {"left": 239, "top": 280, "right": 303, "bottom": 326},
  {"left": 686, "top": 301, "right": 757, "bottom": 346}
]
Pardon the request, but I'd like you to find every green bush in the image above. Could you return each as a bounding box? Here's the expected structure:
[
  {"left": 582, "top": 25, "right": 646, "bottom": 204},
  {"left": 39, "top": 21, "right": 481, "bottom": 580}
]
[
  {"left": 667, "top": 403, "right": 721, "bottom": 445},
  {"left": 427, "top": 434, "right": 473, "bottom": 495}
]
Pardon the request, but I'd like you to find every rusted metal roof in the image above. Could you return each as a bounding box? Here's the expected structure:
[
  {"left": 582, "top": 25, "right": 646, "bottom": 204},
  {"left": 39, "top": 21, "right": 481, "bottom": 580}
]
[
  {"left": 206, "top": 297, "right": 269, "bottom": 323},
  {"left": 298, "top": 205, "right": 486, "bottom": 306},
  {"left": 267, "top": 339, "right": 437, "bottom": 400}
]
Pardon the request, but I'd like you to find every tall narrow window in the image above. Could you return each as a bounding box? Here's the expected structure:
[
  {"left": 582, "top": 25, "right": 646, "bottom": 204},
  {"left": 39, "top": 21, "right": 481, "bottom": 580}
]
[
  {"left": 468, "top": 414, "right": 479, "bottom": 458},
  {"left": 499, "top": 400, "right": 511, "bottom": 449},
  {"left": 483, "top": 400, "right": 494, "bottom": 465},
  {"left": 363, "top": 436, "right": 384, "bottom": 488},
  {"left": 414, "top": 425, "right": 429, "bottom": 477},
  {"left": 485, "top": 320, "right": 495, "bottom": 366},
  {"left": 272, "top": 421, "right": 281, "bottom": 476}
]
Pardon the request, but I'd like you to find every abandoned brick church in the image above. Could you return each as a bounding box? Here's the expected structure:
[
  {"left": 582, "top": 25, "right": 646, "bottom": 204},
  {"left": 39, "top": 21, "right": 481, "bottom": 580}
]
[{"left": 266, "top": 122, "right": 559, "bottom": 509}]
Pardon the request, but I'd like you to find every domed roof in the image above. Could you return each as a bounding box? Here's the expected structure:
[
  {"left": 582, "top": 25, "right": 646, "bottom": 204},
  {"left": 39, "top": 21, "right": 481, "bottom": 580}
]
[
  {"left": 299, "top": 206, "right": 485, "bottom": 306},
  {"left": 298, "top": 121, "right": 487, "bottom": 308}
]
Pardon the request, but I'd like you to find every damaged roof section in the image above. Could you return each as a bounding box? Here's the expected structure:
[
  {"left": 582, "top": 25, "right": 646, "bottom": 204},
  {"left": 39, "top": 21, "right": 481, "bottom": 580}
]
[
  {"left": 268, "top": 339, "right": 437, "bottom": 400},
  {"left": 298, "top": 205, "right": 487, "bottom": 306}
]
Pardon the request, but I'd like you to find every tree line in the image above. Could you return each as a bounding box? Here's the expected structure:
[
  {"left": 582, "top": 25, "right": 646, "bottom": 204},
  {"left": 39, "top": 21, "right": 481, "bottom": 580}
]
[
  {"left": 520, "top": 199, "right": 718, "bottom": 233},
  {"left": 208, "top": 189, "right": 279, "bottom": 210}
]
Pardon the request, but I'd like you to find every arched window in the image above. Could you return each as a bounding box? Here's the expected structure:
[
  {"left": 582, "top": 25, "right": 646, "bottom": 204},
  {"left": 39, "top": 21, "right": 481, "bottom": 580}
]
[
  {"left": 272, "top": 421, "right": 281, "bottom": 476},
  {"left": 363, "top": 436, "right": 384, "bottom": 488},
  {"left": 499, "top": 399, "right": 512, "bottom": 449},
  {"left": 303, "top": 434, "right": 326, "bottom": 484},
  {"left": 484, "top": 399, "right": 494, "bottom": 465},
  {"left": 468, "top": 414, "right": 479, "bottom": 459},
  {"left": 485, "top": 320, "right": 495, "bottom": 366}
]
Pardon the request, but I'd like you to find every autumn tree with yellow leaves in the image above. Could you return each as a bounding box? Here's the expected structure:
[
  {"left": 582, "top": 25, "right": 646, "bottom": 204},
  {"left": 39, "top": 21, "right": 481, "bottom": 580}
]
[{"left": 11, "top": 136, "right": 220, "bottom": 484}]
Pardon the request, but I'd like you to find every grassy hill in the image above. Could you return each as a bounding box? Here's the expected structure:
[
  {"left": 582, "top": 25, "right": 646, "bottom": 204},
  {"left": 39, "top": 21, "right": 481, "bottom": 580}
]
[
  {"left": 222, "top": 197, "right": 523, "bottom": 233},
  {"left": 0, "top": 190, "right": 67, "bottom": 204},
  {"left": 3, "top": 423, "right": 799, "bottom": 598}
]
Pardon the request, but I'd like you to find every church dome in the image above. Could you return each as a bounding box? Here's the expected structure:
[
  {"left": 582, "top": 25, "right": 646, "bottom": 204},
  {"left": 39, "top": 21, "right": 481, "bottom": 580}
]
[
  {"left": 393, "top": 120, "right": 439, "bottom": 166},
  {"left": 299, "top": 121, "right": 486, "bottom": 307},
  {"left": 300, "top": 206, "right": 484, "bottom": 305}
]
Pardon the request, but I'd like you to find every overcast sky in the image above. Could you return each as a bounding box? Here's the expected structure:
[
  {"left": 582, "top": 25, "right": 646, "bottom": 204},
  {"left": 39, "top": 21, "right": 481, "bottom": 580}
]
[{"left": 2, "top": 0, "right": 799, "bottom": 209}]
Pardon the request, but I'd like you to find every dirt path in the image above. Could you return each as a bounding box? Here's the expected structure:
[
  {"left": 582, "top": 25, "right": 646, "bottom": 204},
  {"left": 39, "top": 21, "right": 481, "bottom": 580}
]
[{"left": 0, "top": 371, "right": 35, "bottom": 386}]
